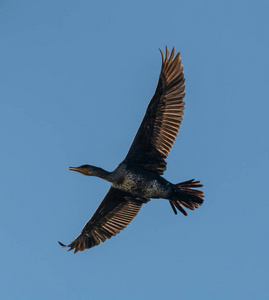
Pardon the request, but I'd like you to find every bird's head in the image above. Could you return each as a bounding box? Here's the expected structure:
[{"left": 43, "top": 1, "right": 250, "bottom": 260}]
[{"left": 69, "top": 165, "right": 96, "bottom": 176}]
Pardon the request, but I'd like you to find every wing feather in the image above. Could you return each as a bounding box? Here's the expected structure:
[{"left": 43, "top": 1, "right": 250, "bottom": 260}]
[
  {"left": 124, "top": 47, "right": 185, "bottom": 174},
  {"left": 59, "top": 187, "right": 149, "bottom": 253}
]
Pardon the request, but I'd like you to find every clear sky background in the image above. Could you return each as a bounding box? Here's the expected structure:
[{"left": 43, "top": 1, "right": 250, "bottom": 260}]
[{"left": 1, "top": 1, "right": 269, "bottom": 299}]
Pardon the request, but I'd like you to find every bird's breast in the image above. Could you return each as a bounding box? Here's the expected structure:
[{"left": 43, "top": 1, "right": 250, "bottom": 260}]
[{"left": 112, "top": 165, "right": 171, "bottom": 198}]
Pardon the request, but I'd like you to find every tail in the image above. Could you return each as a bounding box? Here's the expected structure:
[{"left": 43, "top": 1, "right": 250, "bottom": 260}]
[{"left": 169, "top": 179, "right": 204, "bottom": 216}]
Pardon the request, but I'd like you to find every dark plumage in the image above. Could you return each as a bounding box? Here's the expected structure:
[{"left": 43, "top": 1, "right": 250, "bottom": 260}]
[{"left": 59, "top": 47, "right": 204, "bottom": 253}]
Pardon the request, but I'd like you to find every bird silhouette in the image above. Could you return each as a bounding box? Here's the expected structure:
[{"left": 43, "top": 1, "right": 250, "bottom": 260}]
[{"left": 59, "top": 47, "right": 204, "bottom": 253}]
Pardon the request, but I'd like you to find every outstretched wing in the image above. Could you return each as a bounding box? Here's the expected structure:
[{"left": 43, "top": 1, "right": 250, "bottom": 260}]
[
  {"left": 59, "top": 187, "right": 149, "bottom": 253},
  {"left": 124, "top": 47, "right": 185, "bottom": 175}
]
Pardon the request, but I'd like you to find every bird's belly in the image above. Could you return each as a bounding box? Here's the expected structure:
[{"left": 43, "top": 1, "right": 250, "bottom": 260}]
[{"left": 113, "top": 173, "right": 170, "bottom": 199}]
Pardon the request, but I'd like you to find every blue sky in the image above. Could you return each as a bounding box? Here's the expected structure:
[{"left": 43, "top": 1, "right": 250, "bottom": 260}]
[{"left": 1, "top": 0, "right": 269, "bottom": 299}]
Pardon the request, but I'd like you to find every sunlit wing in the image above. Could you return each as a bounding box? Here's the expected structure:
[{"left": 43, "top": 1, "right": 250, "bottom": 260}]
[
  {"left": 59, "top": 187, "right": 149, "bottom": 253},
  {"left": 124, "top": 47, "right": 185, "bottom": 175}
]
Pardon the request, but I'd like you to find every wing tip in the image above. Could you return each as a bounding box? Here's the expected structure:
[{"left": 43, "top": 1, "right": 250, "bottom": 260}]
[
  {"left": 160, "top": 46, "right": 180, "bottom": 61},
  {"left": 165, "top": 45, "right": 169, "bottom": 60},
  {"left": 58, "top": 241, "right": 67, "bottom": 248},
  {"left": 159, "top": 46, "right": 183, "bottom": 78},
  {"left": 58, "top": 240, "right": 80, "bottom": 253},
  {"left": 159, "top": 48, "right": 164, "bottom": 63}
]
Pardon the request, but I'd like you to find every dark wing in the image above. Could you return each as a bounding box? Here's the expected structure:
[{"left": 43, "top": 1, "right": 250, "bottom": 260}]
[
  {"left": 124, "top": 47, "right": 185, "bottom": 175},
  {"left": 59, "top": 187, "right": 149, "bottom": 253}
]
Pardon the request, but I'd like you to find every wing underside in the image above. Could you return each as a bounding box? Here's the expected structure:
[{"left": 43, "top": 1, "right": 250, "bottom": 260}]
[
  {"left": 124, "top": 47, "right": 186, "bottom": 175},
  {"left": 59, "top": 187, "right": 149, "bottom": 253}
]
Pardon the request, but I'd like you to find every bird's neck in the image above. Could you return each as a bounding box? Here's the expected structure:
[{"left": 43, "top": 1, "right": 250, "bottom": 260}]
[{"left": 92, "top": 166, "right": 113, "bottom": 182}]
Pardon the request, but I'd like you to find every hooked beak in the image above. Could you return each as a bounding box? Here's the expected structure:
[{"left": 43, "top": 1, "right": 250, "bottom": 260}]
[{"left": 69, "top": 167, "right": 87, "bottom": 175}]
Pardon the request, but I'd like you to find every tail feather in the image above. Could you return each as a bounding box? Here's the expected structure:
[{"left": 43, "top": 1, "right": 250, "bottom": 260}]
[{"left": 170, "top": 179, "right": 204, "bottom": 216}]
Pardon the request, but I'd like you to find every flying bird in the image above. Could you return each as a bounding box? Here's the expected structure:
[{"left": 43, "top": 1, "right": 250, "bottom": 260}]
[{"left": 59, "top": 47, "right": 204, "bottom": 253}]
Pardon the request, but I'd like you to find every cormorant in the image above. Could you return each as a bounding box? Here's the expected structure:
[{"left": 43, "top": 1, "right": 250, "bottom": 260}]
[{"left": 59, "top": 47, "right": 204, "bottom": 253}]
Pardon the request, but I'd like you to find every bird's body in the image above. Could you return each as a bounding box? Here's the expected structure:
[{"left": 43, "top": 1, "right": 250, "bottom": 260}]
[
  {"left": 59, "top": 47, "right": 204, "bottom": 253},
  {"left": 110, "top": 162, "right": 172, "bottom": 199}
]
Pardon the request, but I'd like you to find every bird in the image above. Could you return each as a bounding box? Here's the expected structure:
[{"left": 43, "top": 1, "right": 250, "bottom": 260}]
[{"left": 59, "top": 47, "right": 204, "bottom": 253}]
